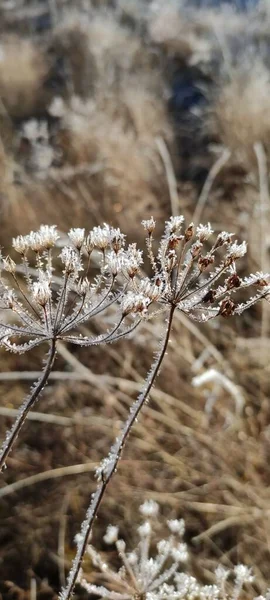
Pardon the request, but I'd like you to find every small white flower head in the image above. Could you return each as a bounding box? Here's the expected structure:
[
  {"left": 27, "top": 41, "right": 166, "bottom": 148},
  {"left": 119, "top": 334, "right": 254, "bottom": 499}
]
[
  {"left": 215, "top": 565, "right": 230, "bottom": 585},
  {"left": 3, "top": 289, "right": 16, "bottom": 309},
  {"left": 171, "top": 542, "right": 188, "bottom": 562},
  {"left": 60, "top": 247, "right": 82, "bottom": 274},
  {"left": 39, "top": 225, "right": 59, "bottom": 249},
  {"left": 116, "top": 539, "right": 126, "bottom": 553},
  {"left": 68, "top": 228, "right": 85, "bottom": 250},
  {"left": 234, "top": 564, "right": 254, "bottom": 585},
  {"left": 127, "top": 552, "right": 138, "bottom": 566},
  {"left": 110, "top": 228, "right": 126, "bottom": 253},
  {"left": 26, "top": 231, "right": 44, "bottom": 253},
  {"left": 121, "top": 292, "right": 150, "bottom": 317},
  {"left": 32, "top": 277, "right": 51, "bottom": 306},
  {"left": 167, "top": 518, "right": 185, "bottom": 536},
  {"left": 12, "top": 235, "right": 29, "bottom": 255},
  {"left": 142, "top": 216, "right": 156, "bottom": 234},
  {"left": 200, "top": 584, "right": 220, "bottom": 600},
  {"left": 139, "top": 499, "right": 159, "bottom": 518},
  {"left": 175, "top": 573, "right": 200, "bottom": 596},
  {"left": 89, "top": 224, "right": 112, "bottom": 251},
  {"left": 139, "top": 278, "right": 163, "bottom": 302},
  {"left": 105, "top": 250, "right": 127, "bottom": 277},
  {"left": 138, "top": 521, "right": 151, "bottom": 537},
  {"left": 165, "top": 215, "right": 185, "bottom": 235},
  {"left": 227, "top": 241, "right": 247, "bottom": 260},
  {"left": 215, "top": 231, "right": 234, "bottom": 248},
  {"left": 76, "top": 277, "right": 90, "bottom": 296},
  {"left": 157, "top": 539, "right": 171, "bottom": 555},
  {"left": 103, "top": 525, "right": 119, "bottom": 545},
  {"left": 3, "top": 256, "right": 16, "bottom": 273},
  {"left": 48, "top": 96, "right": 66, "bottom": 118},
  {"left": 196, "top": 222, "right": 214, "bottom": 241},
  {"left": 125, "top": 243, "right": 143, "bottom": 278}
]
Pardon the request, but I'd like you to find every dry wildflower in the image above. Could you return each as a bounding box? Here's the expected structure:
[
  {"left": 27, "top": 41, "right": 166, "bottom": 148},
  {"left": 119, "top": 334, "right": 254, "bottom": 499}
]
[
  {"left": 80, "top": 503, "right": 264, "bottom": 600},
  {"left": 81, "top": 501, "right": 188, "bottom": 600},
  {"left": 59, "top": 217, "right": 269, "bottom": 600},
  {"left": 0, "top": 217, "right": 269, "bottom": 600}
]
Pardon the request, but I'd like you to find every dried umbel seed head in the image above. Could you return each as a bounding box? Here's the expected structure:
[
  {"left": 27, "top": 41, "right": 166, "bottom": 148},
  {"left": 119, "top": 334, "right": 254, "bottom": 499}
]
[
  {"left": 184, "top": 223, "right": 194, "bottom": 242},
  {"left": 32, "top": 279, "right": 52, "bottom": 306},
  {"left": 196, "top": 223, "right": 214, "bottom": 242},
  {"left": 80, "top": 502, "right": 262, "bottom": 600},
  {"left": 12, "top": 235, "right": 29, "bottom": 255},
  {"left": 142, "top": 216, "right": 156, "bottom": 234},
  {"left": 0, "top": 217, "right": 269, "bottom": 361},
  {"left": 68, "top": 228, "right": 85, "bottom": 250},
  {"left": 3, "top": 256, "right": 16, "bottom": 273},
  {"left": 81, "top": 502, "right": 188, "bottom": 600}
]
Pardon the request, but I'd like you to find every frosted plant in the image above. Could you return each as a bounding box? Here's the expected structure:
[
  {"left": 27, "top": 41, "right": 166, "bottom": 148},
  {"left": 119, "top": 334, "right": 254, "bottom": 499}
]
[
  {"left": 80, "top": 502, "right": 268, "bottom": 600},
  {"left": 0, "top": 223, "right": 142, "bottom": 470},
  {"left": 61, "top": 216, "right": 269, "bottom": 600},
  {"left": 81, "top": 500, "right": 188, "bottom": 600},
  {"left": 0, "top": 217, "right": 269, "bottom": 599}
]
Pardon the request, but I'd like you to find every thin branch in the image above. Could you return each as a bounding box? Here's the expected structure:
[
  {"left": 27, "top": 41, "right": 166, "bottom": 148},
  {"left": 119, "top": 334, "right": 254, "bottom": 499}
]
[{"left": 0, "top": 339, "right": 56, "bottom": 471}]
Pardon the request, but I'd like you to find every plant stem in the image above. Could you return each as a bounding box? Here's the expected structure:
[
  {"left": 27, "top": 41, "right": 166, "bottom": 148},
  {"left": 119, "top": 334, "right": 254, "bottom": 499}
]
[
  {"left": 60, "top": 305, "right": 176, "bottom": 600},
  {"left": 0, "top": 339, "right": 57, "bottom": 472}
]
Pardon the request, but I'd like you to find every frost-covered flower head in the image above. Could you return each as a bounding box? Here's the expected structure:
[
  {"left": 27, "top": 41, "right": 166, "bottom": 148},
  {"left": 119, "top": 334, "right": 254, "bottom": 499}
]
[
  {"left": 1, "top": 217, "right": 269, "bottom": 476},
  {"left": 0, "top": 223, "right": 140, "bottom": 355},
  {"left": 138, "top": 215, "right": 270, "bottom": 323},
  {"left": 81, "top": 501, "right": 188, "bottom": 600},
  {"left": 80, "top": 503, "right": 263, "bottom": 600}
]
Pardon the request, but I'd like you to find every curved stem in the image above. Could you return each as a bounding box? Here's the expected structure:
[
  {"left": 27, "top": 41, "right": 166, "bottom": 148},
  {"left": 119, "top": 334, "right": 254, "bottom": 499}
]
[
  {"left": 0, "top": 339, "right": 57, "bottom": 472},
  {"left": 60, "top": 305, "right": 176, "bottom": 600}
]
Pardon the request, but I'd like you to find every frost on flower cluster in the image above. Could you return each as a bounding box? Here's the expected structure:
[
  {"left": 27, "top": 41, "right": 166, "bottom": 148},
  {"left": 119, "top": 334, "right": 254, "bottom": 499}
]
[
  {"left": 0, "top": 218, "right": 269, "bottom": 355},
  {"left": 80, "top": 501, "right": 268, "bottom": 600},
  {"left": 0, "top": 218, "right": 269, "bottom": 473},
  {"left": 0, "top": 223, "right": 143, "bottom": 354}
]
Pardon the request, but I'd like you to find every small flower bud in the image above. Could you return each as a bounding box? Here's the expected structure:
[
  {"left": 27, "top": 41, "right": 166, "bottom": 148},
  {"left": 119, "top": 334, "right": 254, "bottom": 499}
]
[
  {"left": 202, "top": 289, "right": 216, "bottom": 303},
  {"left": 226, "top": 274, "right": 242, "bottom": 289},
  {"left": 184, "top": 223, "right": 194, "bottom": 242},
  {"left": 191, "top": 242, "right": 202, "bottom": 258},
  {"left": 214, "top": 231, "right": 234, "bottom": 249},
  {"left": 219, "top": 297, "right": 235, "bottom": 318},
  {"left": 32, "top": 280, "right": 51, "bottom": 306},
  {"left": 68, "top": 228, "right": 85, "bottom": 250},
  {"left": 12, "top": 235, "right": 29, "bottom": 255},
  {"left": 142, "top": 217, "right": 156, "bottom": 234},
  {"left": 168, "top": 234, "right": 182, "bottom": 250},
  {"left": 3, "top": 256, "right": 16, "bottom": 273},
  {"left": 198, "top": 254, "right": 215, "bottom": 271}
]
